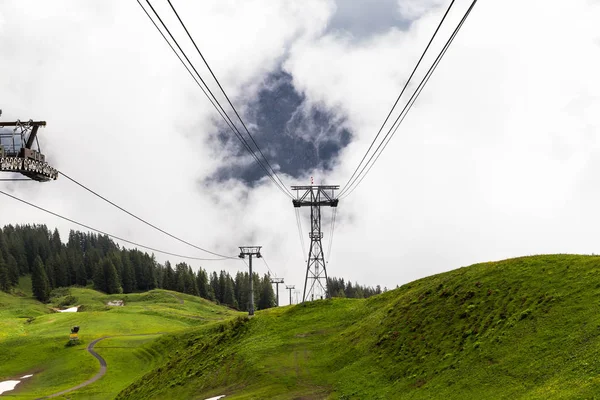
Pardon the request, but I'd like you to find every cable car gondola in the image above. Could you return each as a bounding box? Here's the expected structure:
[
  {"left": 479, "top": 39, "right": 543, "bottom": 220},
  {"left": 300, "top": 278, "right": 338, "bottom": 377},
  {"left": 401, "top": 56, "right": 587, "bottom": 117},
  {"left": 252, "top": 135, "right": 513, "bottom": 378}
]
[{"left": 0, "top": 110, "right": 58, "bottom": 182}]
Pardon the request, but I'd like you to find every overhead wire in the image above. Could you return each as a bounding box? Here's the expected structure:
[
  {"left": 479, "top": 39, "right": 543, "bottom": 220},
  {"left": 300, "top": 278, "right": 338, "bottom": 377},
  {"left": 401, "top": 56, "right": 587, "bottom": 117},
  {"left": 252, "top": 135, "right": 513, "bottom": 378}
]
[
  {"left": 326, "top": 207, "right": 338, "bottom": 261},
  {"left": 261, "top": 256, "right": 276, "bottom": 278},
  {"left": 143, "top": 0, "right": 291, "bottom": 198},
  {"left": 338, "top": 0, "right": 457, "bottom": 198},
  {"left": 0, "top": 189, "right": 231, "bottom": 261},
  {"left": 165, "top": 0, "right": 293, "bottom": 199},
  {"left": 135, "top": 0, "right": 236, "bottom": 135},
  {"left": 59, "top": 170, "right": 236, "bottom": 259},
  {"left": 138, "top": 0, "right": 292, "bottom": 199},
  {"left": 340, "top": 0, "right": 478, "bottom": 199},
  {"left": 240, "top": 257, "right": 267, "bottom": 278},
  {"left": 294, "top": 208, "right": 306, "bottom": 262}
]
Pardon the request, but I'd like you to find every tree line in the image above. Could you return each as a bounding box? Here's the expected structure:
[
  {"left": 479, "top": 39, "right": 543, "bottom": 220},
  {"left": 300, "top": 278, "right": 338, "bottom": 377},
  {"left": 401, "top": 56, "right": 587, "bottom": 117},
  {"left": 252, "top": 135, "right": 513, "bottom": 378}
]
[
  {"left": 327, "top": 276, "right": 384, "bottom": 299},
  {"left": 0, "top": 224, "right": 275, "bottom": 311}
]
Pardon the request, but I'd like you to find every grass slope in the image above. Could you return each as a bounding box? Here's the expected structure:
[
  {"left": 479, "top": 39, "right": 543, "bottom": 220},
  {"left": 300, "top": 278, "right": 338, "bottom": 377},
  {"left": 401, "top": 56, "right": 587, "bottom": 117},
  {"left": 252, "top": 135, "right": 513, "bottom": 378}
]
[
  {"left": 0, "top": 280, "right": 241, "bottom": 399},
  {"left": 119, "top": 254, "right": 600, "bottom": 399}
]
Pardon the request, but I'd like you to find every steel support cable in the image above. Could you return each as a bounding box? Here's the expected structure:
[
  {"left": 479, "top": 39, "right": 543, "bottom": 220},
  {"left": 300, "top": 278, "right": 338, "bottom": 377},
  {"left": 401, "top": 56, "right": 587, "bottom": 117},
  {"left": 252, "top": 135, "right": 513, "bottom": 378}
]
[
  {"left": 136, "top": 0, "right": 236, "bottom": 136},
  {"left": 0, "top": 189, "right": 230, "bottom": 261},
  {"left": 340, "top": 0, "right": 478, "bottom": 199},
  {"left": 338, "top": 0, "right": 457, "bottom": 197},
  {"left": 295, "top": 208, "right": 306, "bottom": 262},
  {"left": 141, "top": 0, "right": 290, "bottom": 198},
  {"left": 326, "top": 207, "right": 337, "bottom": 260},
  {"left": 138, "top": 1, "right": 292, "bottom": 199},
  {"left": 165, "top": 0, "right": 294, "bottom": 199},
  {"left": 59, "top": 170, "right": 235, "bottom": 259},
  {"left": 261, "top": 256, "right": 276, "bottom": 278},
  {"left": 297, "top": 209, "right": 306, "bottom": 254},
  {"left": 326, "top": 207, "right": 334, "bottom": 259}
]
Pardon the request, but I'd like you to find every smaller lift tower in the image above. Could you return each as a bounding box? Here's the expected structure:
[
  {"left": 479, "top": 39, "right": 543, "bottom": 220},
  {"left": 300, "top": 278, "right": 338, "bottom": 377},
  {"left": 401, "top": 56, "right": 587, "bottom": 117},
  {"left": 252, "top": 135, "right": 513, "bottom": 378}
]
[{"left": 239, "top": 246, "right": 262, "bottom": 316}]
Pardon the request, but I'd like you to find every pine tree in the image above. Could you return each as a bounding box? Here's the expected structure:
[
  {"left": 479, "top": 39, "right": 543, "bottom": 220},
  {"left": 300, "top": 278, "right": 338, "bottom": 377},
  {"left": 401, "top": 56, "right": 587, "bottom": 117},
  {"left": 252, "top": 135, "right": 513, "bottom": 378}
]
[
  {"left": 9, "top": 233, "right": 28, "bottom": 275},
  {"left": 75, "top": 260, "right": 87, "bottom": 286},
  {"left": 53, "top": 251, "right": 69, "bottom": 288},
  {"left": 51, "top": 228, "right": 62, "bottom": 253},
  {"left": 31, "top": 256, "right": 50, "bottom": 302},
  {"left": 121, "top": 252, "right": 136, "bottom": 293},
  {"left": 257, "top": 274, "right": 276, "bottom": 310},
  {"left": 222, "top": 276, "right": 238, "bottom": 309},
  {"left": 210, "top": 272, "right": 220, "bottom": 303},
  {"left": 196, "top": 268, "right": 209, "bottom": 299},
  {"left": 6, "top": 254, "right": 19, "bottom": 287},
  {"left": 93, "top": 260, "right": 106, "bottom": 292},
  {"left": 94, "top": 258, "right": 122, "bottom": 294},
  {"left": 164, "top": 261, "right": 175, "bottom": 290},
  {"left": 234, "top": 271, "right": 249, "bottom": 312},
  {"left": 185, "top": 266, "right": 198, "bottom": 295},
  {"left": 0, "top": 252, "right": 10, "bottom": 291},
  {"left": 104, "top": 259, "right": 122, "bottom": 294},
  {"left": 44, "top": 256, "right": 55, "bottom": 289}
]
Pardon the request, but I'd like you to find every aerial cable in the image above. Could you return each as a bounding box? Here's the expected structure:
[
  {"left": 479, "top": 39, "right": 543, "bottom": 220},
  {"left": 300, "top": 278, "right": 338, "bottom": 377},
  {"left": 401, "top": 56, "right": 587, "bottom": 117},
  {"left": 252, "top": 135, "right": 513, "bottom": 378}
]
[
  {"left": 261, "top": 256, "right": 277, "bottom": 278},
  {"left": 340, "top": 0, "right": 478, "bottom": 199},
  {"left": 326, "top": 207, "right": 338, "bottom": 261},
  {"left": 338, "top": 0, "right": 457, "bottom": 197},
  {"left": 138, "top": 0, "right": 292, "bottom": 199},
  {"left": 59, "top": 170, "right": 236, "bottom": 259},
  {"left": 141, "top": 0, "right": 291, "bottom": 199},
  {"left": 135, "top": 0, "right": 237, "bottom": 136},
  {"left": 0, "top": 189, "right": 231, "bottom": 261},
  {"left": 295, "top": 208, "right": 306, "bottom": 262},
  {"left": 166, "top": 0, "right": 294, "bottom": 199},
  {"left": 340, "top": 2, "right": 476, "bottom": 199}
]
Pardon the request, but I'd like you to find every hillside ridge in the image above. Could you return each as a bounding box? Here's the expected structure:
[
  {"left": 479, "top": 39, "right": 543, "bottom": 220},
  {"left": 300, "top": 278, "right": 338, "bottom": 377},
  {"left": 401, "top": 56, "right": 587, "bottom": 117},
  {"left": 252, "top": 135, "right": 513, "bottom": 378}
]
[{"left": 117, "top": 254, "right": 600, "bottom": 399}]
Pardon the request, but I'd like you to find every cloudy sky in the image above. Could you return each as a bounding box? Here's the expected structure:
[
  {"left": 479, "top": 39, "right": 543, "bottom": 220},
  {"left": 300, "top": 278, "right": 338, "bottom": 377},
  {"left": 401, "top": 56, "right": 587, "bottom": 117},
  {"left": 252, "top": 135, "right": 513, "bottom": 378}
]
[{"left": 1, "top": 0, "right": 600, "bottom": 304}]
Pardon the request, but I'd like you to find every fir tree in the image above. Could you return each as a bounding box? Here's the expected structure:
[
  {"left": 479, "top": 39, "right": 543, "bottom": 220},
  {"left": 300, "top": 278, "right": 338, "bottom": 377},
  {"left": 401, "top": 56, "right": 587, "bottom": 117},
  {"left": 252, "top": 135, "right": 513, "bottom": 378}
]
[
  {"left": 104, "top": 259, "right": 122, "bottom": 294},
  {"left": 257, "top": 274, "right": 276, "bottom": 310},
  {"left": 44, "top": 256, "right": 55, "bottom": 289},
  {"left": 6, "top": 254, "right": 19, "bottom": 286},
  {"left": 210, "top": 272, "right": 220, "bottom": 303},
  {"left": 93, "top": 259, "right": 106, "bottom": 292},
  {"left": 121, "top": 252, "right": 136, "bottom": 293},
  {"left": 53, "top": 251, "right": 69, "bottom": 288},
  {"left": 222, "top": 276, "right": 238, "bottom": 309},
  {"left": 31, "top": 256, "right": 50, "bottom": 302},
  {"left": 196, "top": 268, "right": 209, "bottom": 299},
  {"left": 75, "top": 260, "right": 87, "bottom": 286},
  {"left": 0, "top": 252, "right": 9, "bottom": 291},
  {"left": 164, "top": 261, "right": 174, "bottom": 290}
]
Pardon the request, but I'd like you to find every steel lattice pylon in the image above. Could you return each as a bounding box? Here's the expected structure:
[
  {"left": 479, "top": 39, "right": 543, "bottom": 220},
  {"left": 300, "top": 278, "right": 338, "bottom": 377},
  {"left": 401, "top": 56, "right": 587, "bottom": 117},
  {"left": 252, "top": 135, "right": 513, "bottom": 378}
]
[{"left": 292, "top": 185, "right": 338, "bottom": 302}]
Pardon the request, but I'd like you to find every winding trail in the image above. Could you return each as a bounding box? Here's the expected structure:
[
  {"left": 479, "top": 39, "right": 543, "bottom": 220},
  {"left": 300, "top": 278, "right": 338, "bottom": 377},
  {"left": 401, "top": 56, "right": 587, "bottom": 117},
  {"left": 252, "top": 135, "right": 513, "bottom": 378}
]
[{"left": 38, "top": 333, "right": 163, "bottom": 399}]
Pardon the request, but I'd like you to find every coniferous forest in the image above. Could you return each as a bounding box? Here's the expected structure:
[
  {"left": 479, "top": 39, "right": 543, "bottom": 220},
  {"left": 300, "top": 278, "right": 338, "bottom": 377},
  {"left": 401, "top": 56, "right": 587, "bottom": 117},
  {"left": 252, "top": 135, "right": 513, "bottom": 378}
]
[
  {"left": 0, "top": 224, "right": 276, "bottom": 311},
  {"left": 0, "top": 224, "right": 381, "bottom": 308}
]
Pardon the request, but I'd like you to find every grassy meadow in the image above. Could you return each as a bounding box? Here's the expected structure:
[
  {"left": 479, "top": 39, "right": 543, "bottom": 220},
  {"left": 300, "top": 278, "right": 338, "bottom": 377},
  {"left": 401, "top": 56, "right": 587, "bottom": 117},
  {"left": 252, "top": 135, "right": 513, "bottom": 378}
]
[
  {"left": 118, "top": 254, "right": 600, "bottom": 399},
  {"left": 4, "top": 254, "right": 600, "bottom": 399},
  {"left": 0, "top": 280, "right": 241, "bottom": 399}
]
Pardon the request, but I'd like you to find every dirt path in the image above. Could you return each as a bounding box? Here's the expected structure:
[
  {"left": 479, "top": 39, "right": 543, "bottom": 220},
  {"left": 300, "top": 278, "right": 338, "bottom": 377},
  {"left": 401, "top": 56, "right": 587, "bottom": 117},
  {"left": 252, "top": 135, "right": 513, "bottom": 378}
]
[{"left": 38, "top": 333, "right": 163, "bottom": 399}]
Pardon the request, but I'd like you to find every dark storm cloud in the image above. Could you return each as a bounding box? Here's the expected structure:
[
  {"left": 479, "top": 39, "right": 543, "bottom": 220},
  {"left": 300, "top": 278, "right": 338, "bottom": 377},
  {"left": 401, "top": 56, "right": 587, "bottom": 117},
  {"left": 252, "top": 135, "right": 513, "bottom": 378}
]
[{"left": 210, "top": 71, "right": 351, "bottom": 184}]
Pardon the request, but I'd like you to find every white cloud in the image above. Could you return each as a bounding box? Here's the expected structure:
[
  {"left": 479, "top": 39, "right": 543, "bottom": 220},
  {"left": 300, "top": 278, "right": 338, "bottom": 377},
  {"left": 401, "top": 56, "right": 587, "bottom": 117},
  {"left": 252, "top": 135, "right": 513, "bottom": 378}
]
[
  {"left": 1, "top": 0, "right": 600, "bottom": 305},
  {"left": 397, "top": 0, "right": 445, "bottom": 20}
]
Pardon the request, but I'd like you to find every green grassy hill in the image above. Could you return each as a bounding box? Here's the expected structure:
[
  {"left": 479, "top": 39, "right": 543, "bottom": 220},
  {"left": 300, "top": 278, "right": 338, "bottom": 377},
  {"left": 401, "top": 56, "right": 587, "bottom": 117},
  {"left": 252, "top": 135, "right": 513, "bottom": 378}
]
[
  {"left": 118, "top": 254, "right": 600, "bottom": 399},
  {"left": 0, "top": 281, "right": 241, "bottom": 399}
]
